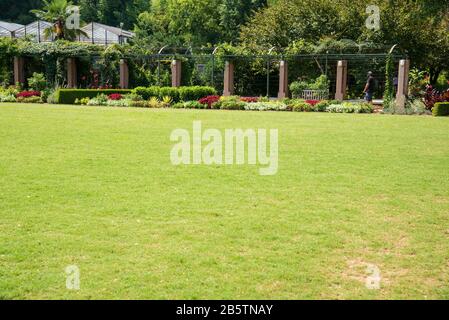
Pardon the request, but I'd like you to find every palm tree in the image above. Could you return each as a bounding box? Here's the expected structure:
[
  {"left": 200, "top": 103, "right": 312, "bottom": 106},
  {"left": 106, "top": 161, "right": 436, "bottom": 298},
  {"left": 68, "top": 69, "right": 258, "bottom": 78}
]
[{"left": 31, "top": 0, "right": 88, "bottom": 41}]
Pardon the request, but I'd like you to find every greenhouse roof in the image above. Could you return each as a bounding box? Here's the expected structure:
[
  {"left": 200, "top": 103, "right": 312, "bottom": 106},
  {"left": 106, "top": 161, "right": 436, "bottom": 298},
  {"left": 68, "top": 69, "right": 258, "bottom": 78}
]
[
  {"left": 81, "top": 22, "right": 134, "bottom": 38},
  {"left": 13, "top": 21, "right": 54, "bottom": 42},
  {"left": 0, "top": 20, "right": 134, "bottom": 45},
  {"left": 0, "top": 21, "right": 24, "bottom": 32}
]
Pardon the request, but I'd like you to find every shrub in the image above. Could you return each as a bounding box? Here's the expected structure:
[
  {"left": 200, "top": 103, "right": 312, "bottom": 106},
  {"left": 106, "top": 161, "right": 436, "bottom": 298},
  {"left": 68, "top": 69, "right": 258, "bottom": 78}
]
[
  {"left": 132, "top": 86, "right": 215, "bottom": 102},
  {"left": 199, "top": 95, "right": 220, "bottom": 108},
  {"left": 123, "top": 93, "right": 143, "bottom": 101},
  {"left": 290, "top": 75, "right": 330, "bottom": 98},
  {"left": 107, "top": 99, "right": 130, "bottom": 107},
  {"left": 147, "top": 97, "right": 164, "bottom": 108},
  {"left": 314, "top": 100, "right": 330, "bottom": 112},
  {"left": 16, "top": 91, "right": 41, "bottom": 98},
  {"left": 432, "top": 102, "right": 449, "bottom": 117},
  {"left": 327, "top": 102, "right": 373, "bottom": 114},
  {"left": 0, "top": 93, "right": 17, "bottom": 102},
  {"left": 161, "top": 96, "right": 174, "bottom": 108},
  {"left": 213, "top": 96, "right": 246, "bottom": 110},
  {"left": 133, "top": 86, "right": 160, "bottom": 100},
  {"left": 291, "top": 101, "right": 314, "bottom": 112},
  {"left": 244, "top": 102, "right": 288, "bottom": 111},
  {"left": 289, "top": 81, "right": 309, "bottom": 98},
  {"left": 159, "top": 87, "right": 180, "bottom": 102},
  {"left": 55, "top": 89, "right": 132, "bottom": 104},
  {"left": 74, "top": 97, "right": 90, "bottom": 105},
  {"left": 16, "top": 96, "right": 42, "bottom": 104},
  {"left": 87, "top": 94, "right": 109, "bottom": 106},
  {"left": 130, "top": 100, "right": 149, "bottom": 108},
  {"left": 173, "top": 101, "right": 205, "bottom": 109},
  {"left": 179, "top": 86, "right": 217, "bottom": 102},
  {"left": 405, "top": 99, "right": 429, "bottom": 115},
  {"left": 27, "top": 73, "right": 47, "bottom": 92}
]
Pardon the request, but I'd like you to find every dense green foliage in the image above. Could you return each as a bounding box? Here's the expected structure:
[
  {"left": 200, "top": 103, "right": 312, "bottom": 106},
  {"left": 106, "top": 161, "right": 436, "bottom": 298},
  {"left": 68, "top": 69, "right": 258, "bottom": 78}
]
[
  {"left": 133, "top": 86, "right": 217, "bottom": 102},
  {"left": 432, "top": 102, "right": 449, "bottom": 117},
  {"left": 55, "top": 88, "right": 131, "bottom": 104}
]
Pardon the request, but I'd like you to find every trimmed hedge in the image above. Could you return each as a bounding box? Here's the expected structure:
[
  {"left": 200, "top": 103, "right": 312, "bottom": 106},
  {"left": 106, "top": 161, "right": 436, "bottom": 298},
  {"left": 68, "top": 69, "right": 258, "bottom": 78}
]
[
  {"left": 133, "top": 86, "right": 216, "bottom": 102},
  {"left": 432, "top": 102, "right": 449, "bottom": 117},
  {"left": 55, "top": 89, "right": 132, "bottom": 104}
]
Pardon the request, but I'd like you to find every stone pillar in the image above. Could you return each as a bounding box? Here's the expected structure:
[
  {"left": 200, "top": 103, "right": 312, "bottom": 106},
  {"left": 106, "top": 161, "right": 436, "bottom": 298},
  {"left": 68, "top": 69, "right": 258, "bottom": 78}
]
[
  {"left": 396, "top": 59, "right": 410, "bottom": 109},
  {"left": 171, "top": 60, "right": 182, "bottom": 88},
  {"left": 120, "top": 59, "right": 129, "bottom": 89},
  {"left": 13, "top": 57, "right": 25, "bottom": 84},
  {"left": 223, "top": 61, "right": 235, "bottom": 96},
  {"left": 335, "top": 60, "right": 348, "bottom": 101},
  {"left": 67, "top": 58, "right": 77, "bottom": 88},
  {"left": 278, "top": 60, "right": 289, "bottom": 99}
]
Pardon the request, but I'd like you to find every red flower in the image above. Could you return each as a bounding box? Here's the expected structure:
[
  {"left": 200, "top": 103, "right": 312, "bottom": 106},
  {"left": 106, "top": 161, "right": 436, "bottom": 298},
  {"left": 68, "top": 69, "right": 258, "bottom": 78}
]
[
  {"left": 306, "top": 100, "right": 320, "bottom": 106},
  {"left": 198, "top": 95, "right": 220, "bottom": 108},
  {"left": 108, "top": 93, "right": 123, "bottom": 101},
  {"left": 16, "top": 91, "right": 41, "bottom": 98}
]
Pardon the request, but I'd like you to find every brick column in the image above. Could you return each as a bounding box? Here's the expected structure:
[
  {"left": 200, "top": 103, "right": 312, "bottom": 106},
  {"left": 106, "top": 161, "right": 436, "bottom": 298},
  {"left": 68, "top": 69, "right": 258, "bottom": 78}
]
[
  {"left": 67, "top": 58, "right": 77, "bottom": 88},
  {"left": 223, "top": 61, "right": 234, "bottom": 96},
  {"left": 335, "top": 60, "right": 348, "bottom": 101},
  {"left": 120, "top": 59, "right": 129, "bottom": 89},
  {"left": 14, "top": 57, "right": 25, "bottom": 84},
  {"left": 171, "top": 60, "right": 182, "bottom": 87},
  {"left": 278, "top": 60, "right": 289, "bottom": 99},
  {"left": 395, "top": 59, "right": 410, "bottom": 109}
]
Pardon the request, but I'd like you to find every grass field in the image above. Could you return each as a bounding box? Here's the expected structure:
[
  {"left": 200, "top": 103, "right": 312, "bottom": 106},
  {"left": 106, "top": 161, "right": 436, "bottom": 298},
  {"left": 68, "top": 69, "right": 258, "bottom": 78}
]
[{"left": 0, "top": 103, "right": 449, "bottom": 300}]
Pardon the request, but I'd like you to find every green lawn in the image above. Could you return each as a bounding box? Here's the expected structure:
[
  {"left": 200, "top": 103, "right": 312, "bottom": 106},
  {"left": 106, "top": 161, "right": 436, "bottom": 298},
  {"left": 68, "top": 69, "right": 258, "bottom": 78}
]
[{"left": 1, "top": 103, "right": 449, "bottom": 300}]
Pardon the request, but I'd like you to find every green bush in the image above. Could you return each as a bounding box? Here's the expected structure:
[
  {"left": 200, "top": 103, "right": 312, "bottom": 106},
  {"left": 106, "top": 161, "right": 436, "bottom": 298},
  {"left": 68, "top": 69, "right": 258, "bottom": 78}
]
[
  {"left": 179, "top": 86, "right": 216, "bottom": 101},
  {"left": 86, "top": 94, "right": 109, "bottom": 106},
  {"left": 432, "top": 102, "right": 449, "bottom": 117},
  {"left": 289, "top": 75, "right": 330, "bottom": 98},
  {"left": 133, "top": 86, "right": 161, "bottom": 100},
  {"left": 55, "top": 89, "right": 132, "bottom": 104},
  {"left": 289, "top": 81, "right": 309, "bottom": 98},
  {"left": 172, "top": 101, "right": 205, "bottom": 109},
  {"left": 314, "top": 100, "right": 330, "bottom": 112},
  {"left": 327, "top": 102, "right": 373, "bottom": 114},
  {"left": 159, "top": 87, "right": 180, "bottom": 102},
  {"left": 17, "top": 96, "right": 42, "bottom": 104},
  {"left": 291, "top": 101, "right": 313, "bottom": 112},
  {"left": 0, "top": 93, "right": 17, "bottom": 102},
  {"left": 132, "top": 86, "right": 216, "bottom": 102},
  {"left": 244, "top": 102, "right": 288, "bottom": 111},
  {"left": 28, "top": 73, "right": 47, "bottom": 92},
  {"left": 212, "top": 96, "right": 246, "bottom": 110}
]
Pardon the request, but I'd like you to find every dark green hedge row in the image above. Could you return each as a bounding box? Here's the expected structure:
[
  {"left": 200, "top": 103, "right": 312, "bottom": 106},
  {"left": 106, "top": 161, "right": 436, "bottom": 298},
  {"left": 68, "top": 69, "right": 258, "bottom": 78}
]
[
  {"left": 433, "top": 102, "right": 449, "bottom": 117},
  {"left": 55, "top": 89, "right": 132, "bottom": 104},
  {"left": 133, "top": 86, "right": 217, "bottom": 102}
]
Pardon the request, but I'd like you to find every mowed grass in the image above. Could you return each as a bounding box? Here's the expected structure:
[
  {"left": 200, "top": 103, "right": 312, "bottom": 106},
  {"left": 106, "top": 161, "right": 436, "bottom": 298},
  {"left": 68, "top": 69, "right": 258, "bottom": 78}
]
[{"left": 0, "top": 103, "right": 448, "bottom": 300}]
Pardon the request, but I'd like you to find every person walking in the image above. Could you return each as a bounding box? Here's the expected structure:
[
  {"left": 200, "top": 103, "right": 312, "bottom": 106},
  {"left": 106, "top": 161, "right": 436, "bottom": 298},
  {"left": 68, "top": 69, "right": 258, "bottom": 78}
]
[{"left": 363, "top": 71, "right": 376, "bottom": 103}]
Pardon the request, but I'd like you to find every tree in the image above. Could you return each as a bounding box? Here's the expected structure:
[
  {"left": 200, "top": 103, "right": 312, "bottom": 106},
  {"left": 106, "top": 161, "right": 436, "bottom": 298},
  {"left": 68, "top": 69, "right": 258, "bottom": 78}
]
[{"left": 31, "top": 0, "right": 87, "bottom": 41}]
